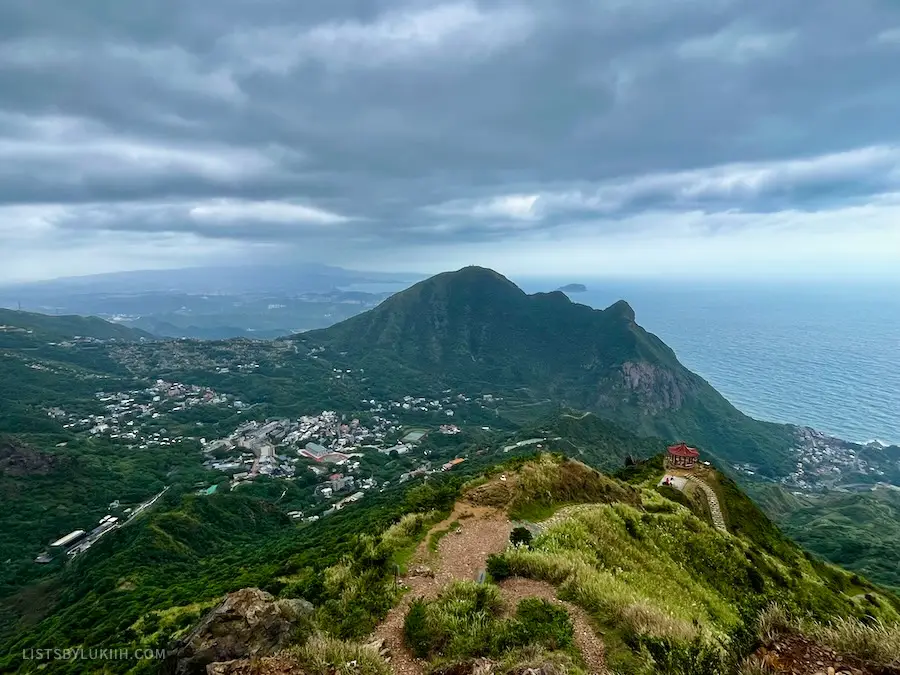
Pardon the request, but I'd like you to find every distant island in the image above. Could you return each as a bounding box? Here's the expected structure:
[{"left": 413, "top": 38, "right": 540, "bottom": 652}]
[{"left": 556, "top": 283, "right": 587, "bottom": 293}]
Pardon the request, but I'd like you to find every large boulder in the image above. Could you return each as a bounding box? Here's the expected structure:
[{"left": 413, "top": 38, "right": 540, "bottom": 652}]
[{"left": 163, "top": 588, "right": 313, "bottom": 675}]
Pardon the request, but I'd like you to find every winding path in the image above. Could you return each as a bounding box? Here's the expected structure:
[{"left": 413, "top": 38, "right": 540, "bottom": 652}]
[
  {"left": 660, "top": 474, "right": 727, "bottom": 532},
  {"left": 687, "top": 476, "right": 727, "bottom": 532},
  {"left": 368, "top": 498, "right": 608, "bottom": 674},
  {"left": 498, "top": 578, "right": 607, "bottom": 674},
  {"left": 369, "top": 503, "right": 514, "bottom": 675}
]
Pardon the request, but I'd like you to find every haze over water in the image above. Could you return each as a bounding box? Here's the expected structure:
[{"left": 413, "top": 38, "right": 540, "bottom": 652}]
[{"left": 515, "top": 278, "right": 900, "bottom": 446}]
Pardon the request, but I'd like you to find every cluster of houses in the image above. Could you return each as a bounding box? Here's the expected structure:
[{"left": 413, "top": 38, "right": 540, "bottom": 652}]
[{"left": 49, "top": 380, "right": 239, "bottom": 449}]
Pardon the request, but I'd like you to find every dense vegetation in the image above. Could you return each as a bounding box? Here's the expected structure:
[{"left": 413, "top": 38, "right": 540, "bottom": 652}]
[
  {"left": 0, "top": 476, "right": 462, "bottom": 673},
  {"left": 778, "top": 488, "right": 900, "bottom": 591},
  {"left": 0, "top": 434, "right": 212, "bottom": 596},
  {"left": 303, "top": 267, "right": 797, "bottom": 475}
]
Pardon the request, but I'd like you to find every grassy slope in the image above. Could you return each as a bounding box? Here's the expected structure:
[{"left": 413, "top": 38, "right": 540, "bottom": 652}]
[
  {"left": 0, "top": 434, "right": 213, "bottom": 597},
  {"left": 4, "top": 446, "right": 898, "bottom": 675},
  {"left": 0, "top": 475, "right": 464, "bottom": 673},
  {"left": 490, "top": 456, "right": 900, "bottom": 674}
]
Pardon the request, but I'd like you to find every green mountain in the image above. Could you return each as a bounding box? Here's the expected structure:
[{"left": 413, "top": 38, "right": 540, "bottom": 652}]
[
  {"left": 303, "top": 267, "right": 795, "bottom": 474},
  {"left": 0, "top": 308, "right": 153, "bottom": 345},
  {"left": 0, "top": 309, "right": 147, "bottom": 438}
]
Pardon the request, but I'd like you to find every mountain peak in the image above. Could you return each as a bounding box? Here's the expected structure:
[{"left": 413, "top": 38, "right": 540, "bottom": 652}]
[
  {"left": 430, "top": 266, "right": 521, "bottom": 290},
  {"left": 606, "top": 299, "right": 636, "bottom": 322}
]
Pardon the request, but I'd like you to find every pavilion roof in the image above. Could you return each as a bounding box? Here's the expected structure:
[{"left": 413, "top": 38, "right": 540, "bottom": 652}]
[{"left": 667, "top": 442, "right": 699, "bottom": 458}]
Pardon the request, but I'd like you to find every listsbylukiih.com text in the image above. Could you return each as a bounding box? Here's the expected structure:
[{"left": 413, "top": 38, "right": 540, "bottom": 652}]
[{"left": 21, "top": 647, "right": 166, "bottom": 662}]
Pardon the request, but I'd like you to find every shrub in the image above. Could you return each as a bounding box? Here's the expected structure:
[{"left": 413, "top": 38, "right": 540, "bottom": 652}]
[
  {"left": 381, "top": 512, "right": 435, "bottom": 550},
  {"left": 404, "top": 600, "right": 433, "bottom": 659},
  {"left": 510, "top": 526, "right": 533, "bottom": 547},
  {"left": 737, "top": 656, "right": 776, "bottom": 675},
  {"left": 623, "top": 517, "right": 641, "bottom": 540},
  {"left": 747, "top": 566, "right": 765, "bottom": 594},
  {"left": 755, "top": 603, "right": 795, "bottom": 643},
  {"left": 638, "top": 635, "right": 726, "bottom": 675},
  {"left": 497, "top": 598, "right": 574, "bottom": 652},
  {"left": 402, "top": 582, "right": 504, "bottom": 660},
  {"left": 487, "top": 554, "right": 511, "bottom": 581},
  {"left": 404, "top": 583, "right": 580, "bottom": 666}
]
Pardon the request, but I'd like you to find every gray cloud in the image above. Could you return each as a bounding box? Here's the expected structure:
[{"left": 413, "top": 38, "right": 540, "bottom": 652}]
[{"left": 2, "top": 0, "right": 900, "bottom": 281}]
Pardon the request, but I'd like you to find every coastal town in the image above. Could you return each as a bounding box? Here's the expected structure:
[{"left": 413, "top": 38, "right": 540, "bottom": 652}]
[{"left": 733, "top": 426, "right": 896, "bottom": 492}]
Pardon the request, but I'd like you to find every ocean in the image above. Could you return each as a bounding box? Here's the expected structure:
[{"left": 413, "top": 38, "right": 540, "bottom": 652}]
[
  {"left": 514, "top": 278, "right": 900, "bottom": 446},
  {"left": 350, "top": 276, "right": 900, "bottom": 444}
]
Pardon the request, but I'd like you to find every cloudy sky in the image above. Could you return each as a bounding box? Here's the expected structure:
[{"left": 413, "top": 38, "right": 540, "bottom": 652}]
[{"left": 2, "top": 0, "right": 900, "bottom": 283}]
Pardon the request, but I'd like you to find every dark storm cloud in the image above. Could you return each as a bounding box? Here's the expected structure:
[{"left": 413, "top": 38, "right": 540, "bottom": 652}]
[{"left": 2, "top": 0, "right": 900, "bottom": 279}]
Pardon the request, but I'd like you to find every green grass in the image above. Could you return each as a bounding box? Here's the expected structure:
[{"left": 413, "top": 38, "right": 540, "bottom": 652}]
[
  {"left": 754, "top": 602, "right": 900, "bottom": 667},
  {"left": 403, "top": 581, "right": 582, "bottom": 670},
  {"left": 486, "top": 463, "right": 900, "bottom": 674},
  {"left": 496, "top": 455, "right": 640, "bottom": 521}
]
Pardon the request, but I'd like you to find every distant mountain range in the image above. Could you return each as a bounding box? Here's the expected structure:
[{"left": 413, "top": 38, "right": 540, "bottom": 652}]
[
  {"left": 302, "top": 267, "right": 796, "bottom": 474},
  {"left": 0, "top": 264, "right": 419, "bottom": 340},
  {"left": 0, "top": 263, "right": 417, "bottom": 296}
]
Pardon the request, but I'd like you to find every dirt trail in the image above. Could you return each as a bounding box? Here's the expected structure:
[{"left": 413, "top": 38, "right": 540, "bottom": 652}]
[
  {"left": 499, "top": 578, "right": 607, "bottom": 675},
  {"left": 369, "top": 498, "right": 608, "bottom": 675},
  {"left": 370, "top": 502, "right": 513, "bottom": 675}
]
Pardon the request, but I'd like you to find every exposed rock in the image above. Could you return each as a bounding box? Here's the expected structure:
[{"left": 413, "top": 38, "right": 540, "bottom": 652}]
[
  {"left": 163, "top": 588, "right": 313, "bottom": 675},
  {"left": 205, "top": 655, "right": 308, "bottom": 675},
  {"left": 0, "top": 436, "right": 68, "bottom": 477},
  {"left": 410, "top": 565, "right": 435, "bottom": 578},
  {"left": 433, "top": 660, "right": 563, "bottom": 675},
  {"left": 363, "top": 638, "right": 385, "bottom": 653},
  {"left": 206, "top": 659, "right": 255, "bottom": 675},
  {"left": 620, "top": 361, "right": 688, "bottom": 412},
  {"left": 752, "top": 634, "right": 900, "bottom": 675}
]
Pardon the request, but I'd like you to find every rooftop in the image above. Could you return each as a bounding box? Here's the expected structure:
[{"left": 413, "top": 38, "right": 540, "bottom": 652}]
[{"left": 667, "top": 442, "right": 699, "bottom": 458}]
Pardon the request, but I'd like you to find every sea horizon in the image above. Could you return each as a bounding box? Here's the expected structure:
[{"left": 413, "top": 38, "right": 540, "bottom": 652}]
[
  {"left": 350, "top": 276, "right": 899, "bottom": 447},
  {"left": 514, "top": 276, "right": 900, "bottom": 447}
]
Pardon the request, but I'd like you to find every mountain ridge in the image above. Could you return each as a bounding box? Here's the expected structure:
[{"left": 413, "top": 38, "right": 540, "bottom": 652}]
[
  {"left": 302, "top": 266, "right": 795, "bottom": 474},
  {"left": 0, "top": 307, "right": 153, "bottom": 342}
]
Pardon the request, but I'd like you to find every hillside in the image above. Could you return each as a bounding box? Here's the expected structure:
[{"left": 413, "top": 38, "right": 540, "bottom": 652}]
[
  {"left": 778, "top": 488, "right": 900, "bottom": 591},
  {"left": 302, "top": 267, "right": 795, "bottom": 474},
  {"left": 6, "top": 453, "right": 895, "bottom": 674},
  {"left": 0, "top": 432, "right": 214, "bottom": 599},
  {"left": 0, "top": 308, "right": 153, "bottom": 344},
  {"left": 1, "top": 398, "right": 898, "bottom": 675}
]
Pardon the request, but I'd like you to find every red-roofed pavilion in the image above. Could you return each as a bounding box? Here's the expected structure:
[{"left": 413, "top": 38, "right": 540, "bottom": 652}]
[{"left": 667, "top": 442, "right": 700, "bottom": 469}]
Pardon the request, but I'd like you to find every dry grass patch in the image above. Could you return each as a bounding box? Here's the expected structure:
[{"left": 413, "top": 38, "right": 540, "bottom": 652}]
[
  {"left": 290, "top": 634, "right": 392, "bottom": 675},
  {"left": 809, "top": 617, "right": 900, "bottom": 666}
]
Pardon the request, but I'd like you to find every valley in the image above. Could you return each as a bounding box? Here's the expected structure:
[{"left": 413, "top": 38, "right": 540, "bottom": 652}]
[{"left": 1, "top": 268, "right": 899, "bottom": 674}]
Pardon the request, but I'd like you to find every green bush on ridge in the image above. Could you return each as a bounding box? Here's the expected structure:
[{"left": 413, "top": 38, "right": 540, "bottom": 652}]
[{"left": 403, "top": 582, "right": 577, "bottom": 666}]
